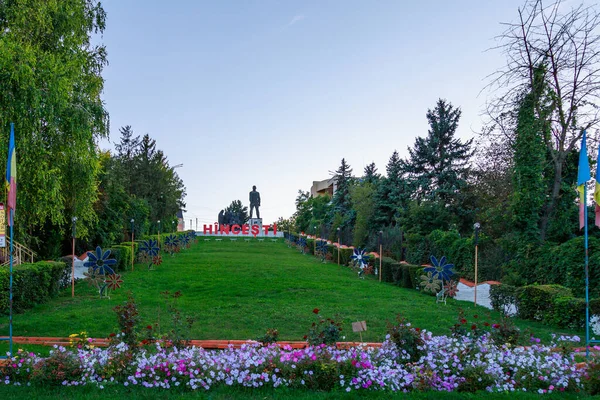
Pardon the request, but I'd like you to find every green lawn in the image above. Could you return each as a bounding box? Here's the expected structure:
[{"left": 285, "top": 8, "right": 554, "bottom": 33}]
[{"left": 0, "top": 240, "right": 583, "bottom": 353}]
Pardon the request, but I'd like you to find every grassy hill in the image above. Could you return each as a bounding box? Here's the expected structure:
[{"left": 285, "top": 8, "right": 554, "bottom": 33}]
[{"left": 0, "top": 239, "right": 581, "bottom": 350}]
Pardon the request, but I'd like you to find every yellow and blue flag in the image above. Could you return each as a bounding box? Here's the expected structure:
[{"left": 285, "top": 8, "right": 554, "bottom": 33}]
[
  {"left": 6, "top": 123, "right": 16, "bottom": 225},
  {"left": 578, "top": 130, "right": 591, "bottom": 229}
]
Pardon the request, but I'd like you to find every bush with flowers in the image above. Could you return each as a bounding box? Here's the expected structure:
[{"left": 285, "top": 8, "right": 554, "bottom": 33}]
[{"left": 304, "top": 308, "right": 343, "bottom": 346}]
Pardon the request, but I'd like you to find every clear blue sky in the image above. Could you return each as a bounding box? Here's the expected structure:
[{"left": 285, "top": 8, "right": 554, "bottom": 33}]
[{"left": 99, "top": 0, "right": 526, "bottom": 229}]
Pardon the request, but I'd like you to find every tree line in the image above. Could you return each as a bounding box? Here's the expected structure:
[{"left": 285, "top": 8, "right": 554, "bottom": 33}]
[
  {"left": 285, "top": 0, "right": 600, "bottom": 285},
  {"left": 0, "top": 1, "right": 185, "bottom": 258}
]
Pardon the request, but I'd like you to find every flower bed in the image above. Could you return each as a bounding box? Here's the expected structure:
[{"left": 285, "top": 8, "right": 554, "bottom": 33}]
[{"left": 1, "top": 332, "right": 589, "bottom": 394}]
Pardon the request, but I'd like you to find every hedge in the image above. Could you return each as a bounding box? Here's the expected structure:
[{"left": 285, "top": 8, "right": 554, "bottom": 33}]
[
  {"left": 108, "top": 245, "right": 133, "bottom": 272},
  {"left": 0, "top": 261, "right": 68, "bottom": 314},
  {"left": 515, "top": 284, "right": 572, "bottom": 321},
  {"left": 490, "top": 284, "right": 518, "bottom": 315}
]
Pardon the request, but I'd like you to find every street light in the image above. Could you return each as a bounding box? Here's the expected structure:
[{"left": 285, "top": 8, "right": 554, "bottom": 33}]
[
  {"left": 337, "top": 227, "right": 341, "bottom": 265},
  {"left": 378, "top": 231, "right": 383, "bottom": 282},
  {"left": 314, "top": 226, "right": 317, "bottom": 254},
  {"left": 474, "top": 222, "right": 481, "bottom": 306},
  {"left": 157, "top": 220, "right": 161, "bottom": 248},
  {"left": 71, "top": 216, "right": 77, "bottom": 298},
  {"left": 131, "top": 219, "right": 135, "bottom": 271}
]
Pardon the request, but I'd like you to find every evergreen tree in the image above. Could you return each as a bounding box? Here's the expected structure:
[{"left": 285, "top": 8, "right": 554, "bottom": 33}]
[
  {"left": 331, "top": 158, "right": 354, "bottom": 214},
  {"left": 364, "top": 162, "right": 380, "bottom": 184},
  {"left": 404, "top": 99, "right": 473, "bottom": 203},
  {"left": 373, "top": 151, "right": 408, "bottom": 227}
]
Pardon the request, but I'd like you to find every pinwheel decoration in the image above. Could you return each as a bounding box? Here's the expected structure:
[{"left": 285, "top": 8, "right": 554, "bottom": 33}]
[
  {"left": 179, "top": 233, "right": 190, "bottom": 249},
  {"left": 351, "top": 248, "right": 370, "bottom": 278},
  {"left": 287, "top": 234, "right": 296, "bottom": 248},
  {"left": 316, "top": 240, "right": 328, "bottom": 262},
  {"left": 105, "top": 274, "right": 123, "bottom": 291},
  {"left": 83, "top": 246, "right": 117, "bottom": 298},
  {"left": 297, "top": 237, "right": 307, "bottom": 254},
  {"left": 187, "top": 231, "right": 196, "bottom": 244},
  {"left": 444, "top": 280, "right": 459, "bottom": 298},
  {"left": 139, "top": 239, "right": 160, "bottom": 270},
  {"left": 420, "top": 271, "right": 442, "bottom": 294},
  {"left": 424, "top": 256, "right": 455, "bottom": 282},
  {"left": 165, "top": 234, "right": 179, "bottom": 255}
]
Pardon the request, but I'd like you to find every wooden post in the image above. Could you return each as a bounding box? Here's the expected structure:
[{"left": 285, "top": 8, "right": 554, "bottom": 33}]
[
  {"left": 473, "top": 223, "right": 480, "bottom": 307},
  {"left": 379, "top": 231, "right": 383, "bottom": 283},
  {"left": 71, "top": 236, "right": 75, "bottom": 298},
  {"left": 71, "top": 216, "right": 77, "bottom": 298},
  {"left": 131, "top": 218, "right": 135, "bottom": 271}
]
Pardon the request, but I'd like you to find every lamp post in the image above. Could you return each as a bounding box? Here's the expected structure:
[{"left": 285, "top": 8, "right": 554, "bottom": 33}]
[
  {"left": 71, "top": 216, "right": 77, "bottom": 298},
  {"left": 314, "top": 226, "right": 317, "bottom": 254},
  {"left": 474, "top": 222, "right": 481, "bottom": 307},
  {"left": 157, "top": 220, "right": 161, "bottom": 249},
  {"left": 172, "top": 220, "right": 176, "bottom": 233},
  {"left": 130, "top": 218, "right": 135, "bottom": 271},
  {"left": 379, "top": 231, "right": 383, "bottom": 283},
  {"left": 337, "top": 227, "right": 341, "bottom": 266}
]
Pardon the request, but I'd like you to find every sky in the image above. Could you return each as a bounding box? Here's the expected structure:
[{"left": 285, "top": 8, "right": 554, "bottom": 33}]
[{"left": 98, "top": 0, "right": 531, "bottom": 230}]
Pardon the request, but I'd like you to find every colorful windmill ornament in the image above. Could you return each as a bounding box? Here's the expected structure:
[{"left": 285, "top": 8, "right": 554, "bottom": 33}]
[
  {"left": 139, "top": 239, "right": 160, "bottom": 270},
  {"left": 83, "top": 246, "right": 119, "bottom": 298},
  {"left": 351, "top": 248, "right": 371, "bottom": 278},
  {"left": 165, "top": 234, "right": 179, "bottom": 255},
  {"left": 179, "top": 233, "right": 190, "bottom": 249},
  {"left": 316, "top": 240, "right": 328, "bottom": 262},
  {"left": 421, "top": 255, "right": 456, "bottom": 304},
  {"left": 297, "top": 237, "right": 307, "bottom": 254}
]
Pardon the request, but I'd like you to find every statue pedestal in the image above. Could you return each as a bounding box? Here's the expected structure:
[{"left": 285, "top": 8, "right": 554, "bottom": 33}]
[{"left": 249, "top": 218, "right": 263, "bottom": 229}]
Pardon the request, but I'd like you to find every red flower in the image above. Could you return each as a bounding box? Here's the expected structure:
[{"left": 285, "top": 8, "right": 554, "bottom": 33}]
[
  {"left": 460, "top": 318, "right": 467, "bottom": 324},
  {"left": 484, "top": 322, "right": 490, "bottom": 327},
  {"left": 146, "top": 325, "right": 153, "bottom": 330},
  {"left": 313, "top": 308, "right": 320, "bottom": 314},
  {"left": 471, "top": 324, "right": 477, "bottom": 330},
  {"left": 109, "top": 332, "right": 116, "bottom": 337},
  {"left": 492, "top": 323, "right": 500, "bottom": 329},
  {"left": 473, "top": 314, "right": 478, "bottom": 319},
  {"left": 303, "top": 335, "right": 307, "bottom": 340}
]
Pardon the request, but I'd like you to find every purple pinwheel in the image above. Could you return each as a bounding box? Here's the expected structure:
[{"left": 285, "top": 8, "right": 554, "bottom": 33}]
[{"left": 424, "top": 255, "right": 455, "bottom": 282}]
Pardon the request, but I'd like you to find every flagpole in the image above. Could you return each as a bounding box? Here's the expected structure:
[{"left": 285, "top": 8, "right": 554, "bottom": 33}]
[
  {"left": 9, "top": 208, "right": 13, "bottom": 356},
  {"left": 586, "top": 184, "right": 590, "bottom": 357}
]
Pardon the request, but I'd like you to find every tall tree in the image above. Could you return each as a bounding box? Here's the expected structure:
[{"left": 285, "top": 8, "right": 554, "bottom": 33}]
[
  {"left": 487, "top": 0, "right": 600, "bottom": 240},
  {"left": 224, "top": 200, "right": 249, "bottom": 225},
  {"left": 0, "top": 0, "right": 108, "bottom": 255},
  {"left": 511, "top": 66, "right": 550, "bottom": 240},
  {"left": 373, "top": 151, "right": 409, "bottom": 228},
  {"left": 331, "top": 158, "right": 354, "bottom": 214},
  {"left": 363, "top": 162, "right": 380, "bottom": 184},
  {"left": 404, "top": 99, "right": 473, "bottom": 203}
]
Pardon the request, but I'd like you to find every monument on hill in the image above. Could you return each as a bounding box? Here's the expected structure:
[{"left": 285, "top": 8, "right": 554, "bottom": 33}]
[{"left": 249, "top": 185, "right": 262, "bottom": 230}]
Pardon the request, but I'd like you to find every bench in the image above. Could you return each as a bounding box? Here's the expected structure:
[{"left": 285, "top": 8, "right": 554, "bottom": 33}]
[
  {"left": 230, "top": 238, "right": 237, "bottom": 241},
  {"left": 215, "top": 238, "right": 223, "bottom": 242},
  {"left": 258, "top": 238, "right": 265, "bottom": 242},
  {"left": 244, "top": 238, "right": 251, "bottom": 242},
  {"left": 204, "top": 239, "right": 211, "bottom": 241}
]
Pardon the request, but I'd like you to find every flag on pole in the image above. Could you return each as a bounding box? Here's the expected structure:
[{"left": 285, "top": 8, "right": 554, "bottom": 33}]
[
  {"left": 578, "top": 130, "right": 591, "bottom": 229},
  {"left": 595, "top": 139, "right": 600, "bottom": 227},
  {"left": 6, "top": 123, "right": 16, "bottom": 225}
]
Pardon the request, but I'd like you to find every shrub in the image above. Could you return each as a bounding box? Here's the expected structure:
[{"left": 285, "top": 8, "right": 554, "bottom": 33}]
[
  {"left": 550, "top": 297, "right": 600, "bottom": 329},
  {"left": 113, "top": 293, "right": 141, "bottom": 350},
  {"left": 386, "top": 315, "right": 425, "bottom": 363},
  {"left": 305, "top": 308, "right": 343, "bottom": 345},
  {"left": 0, "top": 261, "right": 67, "bottom": 314},
  {"left": 515, "top": 284, "right": 572, "bottom": 321},
  {"left": 376, "top": 257, "right": 401, "bottom": 283},
  {"left": 326, "top": 245, "right": 353, "bottom": 266},
  {"left": 109, "top": 245, "right": 133, "bottom": 272},
  {"left": 120, "top": 241, "right": 139, "bottom": 261},
  {"left": 408, "top": 265, "right": 425, "bottom": 290},
  {"left": 489, "top": 315, "right": 521, "bottom": 346},
  {"left": 257, "top": 328, "right": 279, "bottom": 345},
  {"left": 490, "top": 284, "right": 518, "bottom": 315},
  {"left": 31, "top": 346, "right": 81, "bottom": 386}
]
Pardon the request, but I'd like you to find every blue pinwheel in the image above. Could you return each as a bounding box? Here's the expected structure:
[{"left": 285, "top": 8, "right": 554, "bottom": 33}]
[
  {"left": 83, "top": 246, "right": 117, "bottom": 298},
  {"left": 351, "top": 248, "right": 370, "bottom": 268},
  {"left": 139, "top": 239, "right": 160, "bottom": 270},
  {"left": 424, "top": 255, "right": 455, "bottom": 282},
  {"left": 84, "top": 246, "right": 117, "bottom": 275},
  {"left": 179, "top": 234, "right": 190, "bottom": 248},
  {"left": 165, "top": 234, "right": 179, "bottom": 255},
  {"left": 297, "top": 237, "right": 307, "bottom": 253},
  {"left": 316, "top": 240, "right": 328, "bottom": 262},
  {"left": 140, "top": 239, "right": 160, "bottom": 258}
]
